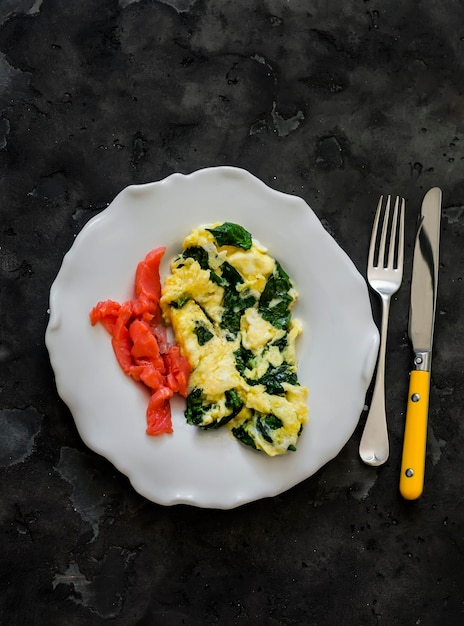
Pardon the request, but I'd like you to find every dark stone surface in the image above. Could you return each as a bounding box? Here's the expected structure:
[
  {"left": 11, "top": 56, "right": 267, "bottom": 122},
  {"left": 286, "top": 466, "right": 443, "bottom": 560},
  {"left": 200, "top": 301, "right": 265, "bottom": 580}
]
[{"left": 1, "top": 1, "right": 464, "bottom": 624}]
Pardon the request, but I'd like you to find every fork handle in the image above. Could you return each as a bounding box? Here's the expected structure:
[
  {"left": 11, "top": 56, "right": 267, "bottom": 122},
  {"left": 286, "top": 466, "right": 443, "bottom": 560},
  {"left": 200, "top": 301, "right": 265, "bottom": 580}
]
[{"left": 359, "top": 295, "right": 390, "bottom": 466}]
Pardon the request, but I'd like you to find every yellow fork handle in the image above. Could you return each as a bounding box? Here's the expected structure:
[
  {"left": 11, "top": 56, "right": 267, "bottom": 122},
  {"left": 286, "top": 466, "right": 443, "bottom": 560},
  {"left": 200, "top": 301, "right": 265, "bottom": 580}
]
[{"left": 400, "top": 370, "right": 430, "bottom": 500}]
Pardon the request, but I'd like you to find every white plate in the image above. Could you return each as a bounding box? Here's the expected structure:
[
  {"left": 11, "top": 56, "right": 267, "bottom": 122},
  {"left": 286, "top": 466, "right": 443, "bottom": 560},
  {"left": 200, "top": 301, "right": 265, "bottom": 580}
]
[{"left": 46, "top": 166, "right": 379, "bottom": 509}]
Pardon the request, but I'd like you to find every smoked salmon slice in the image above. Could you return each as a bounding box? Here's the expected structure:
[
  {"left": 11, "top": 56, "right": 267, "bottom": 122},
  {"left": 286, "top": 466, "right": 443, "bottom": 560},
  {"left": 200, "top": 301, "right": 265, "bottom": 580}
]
[{"left": 89, "top": 247, "right": 191, "bottom": 436}]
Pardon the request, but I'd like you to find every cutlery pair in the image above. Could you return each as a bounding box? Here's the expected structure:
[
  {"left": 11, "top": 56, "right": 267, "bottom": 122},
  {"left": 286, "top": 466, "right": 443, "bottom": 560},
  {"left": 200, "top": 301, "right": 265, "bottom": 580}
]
[{"left": 359, "top": 189, "right": 442, "bottom": 500}]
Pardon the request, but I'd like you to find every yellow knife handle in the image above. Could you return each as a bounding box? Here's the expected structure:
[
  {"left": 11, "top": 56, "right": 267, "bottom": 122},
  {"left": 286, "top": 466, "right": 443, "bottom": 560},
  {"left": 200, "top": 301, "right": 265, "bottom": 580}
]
[{"left": 400, "top": 369, "right": 430, "bottom": 500}]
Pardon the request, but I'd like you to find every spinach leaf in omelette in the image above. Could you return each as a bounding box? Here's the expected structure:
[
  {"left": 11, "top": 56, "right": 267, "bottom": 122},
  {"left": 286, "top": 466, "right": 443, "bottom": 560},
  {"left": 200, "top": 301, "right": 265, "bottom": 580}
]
[
  {"left": 252, "top": 363, "right": 299, "bottom": 396},
  {"left": 231, "top": 423, "right": 257, "bottom": 449},
  {"left": 171, "top": 294, "right": 191, "bottom": 309},
  {"left": 259, "top": 261, "right": 295, "bottom": 331},
  {"left": 182, "top": 246, "right": 226, "bottom": 287},
  {"left": 206, "top": 222, "right": 252, "bottom": 250},
  {"left": 221, "top": 290, "right": 256, "bottom": 337},
  {"left": 185, "top": 388, "right": 210, "bottom": 426},
  {"left": 185, "top": 387, "right": 244, "bottom": 429},
  {"left": 234, "top": 345, "right": 256, "bottom": 376},
  {"left": 218, "top": 261, "right": 257, "bottom": 337},
  {"left": 182, "top": 246, "right": 210, "bottom": 270},
  {"left": 256, "top": 414, "right": 283, "bottom": 443},
  {"left": 160, "top": 222, "right": 308, "bottom": 456},
  {"left": 232, "top": 411, "right": 302, "bottom": 453},
  {"left": 194, "top": 321, "right": 214, "bottom": 346}
]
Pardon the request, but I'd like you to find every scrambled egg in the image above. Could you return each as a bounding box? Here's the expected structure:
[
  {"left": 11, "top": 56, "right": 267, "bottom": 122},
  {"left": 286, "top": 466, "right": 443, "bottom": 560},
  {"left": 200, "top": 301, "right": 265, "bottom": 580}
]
[{"left": 160, "top": 222, "right": 308, "bottom": 456}]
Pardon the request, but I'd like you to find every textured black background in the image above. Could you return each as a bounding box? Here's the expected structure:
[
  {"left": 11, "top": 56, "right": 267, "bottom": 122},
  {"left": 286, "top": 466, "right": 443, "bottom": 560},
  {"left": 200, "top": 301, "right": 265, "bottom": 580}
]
[{"left": 1, "top": 1, "right": 464, "bottom": 624}]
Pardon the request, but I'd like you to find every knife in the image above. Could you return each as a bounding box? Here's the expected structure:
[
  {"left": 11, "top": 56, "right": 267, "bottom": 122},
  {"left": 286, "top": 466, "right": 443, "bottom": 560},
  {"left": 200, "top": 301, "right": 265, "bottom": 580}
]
[{"left": 400, "top": 187, "right": 441, "bottom": 500}]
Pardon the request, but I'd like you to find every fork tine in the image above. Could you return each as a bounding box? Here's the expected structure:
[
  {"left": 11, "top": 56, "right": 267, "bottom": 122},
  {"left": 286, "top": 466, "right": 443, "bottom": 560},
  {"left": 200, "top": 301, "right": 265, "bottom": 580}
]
[
  {"left": 378, "top": 195, "right": 391, "bottom": 268},
  {"left": 397, "top": 198, "right": 405, "bottom": 272},
  {"left": 387, "top": 196, "right": 400, "bottom": 269},
  {"left": 368, "top": 195, "right": 383, "bottom": 269}
]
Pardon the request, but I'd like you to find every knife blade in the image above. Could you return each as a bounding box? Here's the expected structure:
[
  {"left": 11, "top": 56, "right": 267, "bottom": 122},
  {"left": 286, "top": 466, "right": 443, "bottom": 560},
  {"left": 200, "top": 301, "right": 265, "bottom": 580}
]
[{"left": 400, "top": 187, "right": 441, "bottom": 500}]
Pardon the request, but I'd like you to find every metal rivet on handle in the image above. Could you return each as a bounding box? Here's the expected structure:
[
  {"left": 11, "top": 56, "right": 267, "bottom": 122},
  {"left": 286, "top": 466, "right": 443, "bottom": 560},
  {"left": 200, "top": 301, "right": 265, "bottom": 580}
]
[
  {"left": 405, "top": 468, "right": 414, "bottom": 478},
  {"left": 411, "top": 393, "right": 420, "bottom": 402},
  {"left": 414, "top": 356, "right": 423, "bottom": 365}
]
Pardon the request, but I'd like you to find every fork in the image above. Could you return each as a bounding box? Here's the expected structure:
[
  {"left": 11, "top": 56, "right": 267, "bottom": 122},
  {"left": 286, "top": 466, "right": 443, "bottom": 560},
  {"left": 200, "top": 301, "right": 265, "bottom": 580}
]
[{"left": 359, "top": 195, "right": 405, "bottom": 466}]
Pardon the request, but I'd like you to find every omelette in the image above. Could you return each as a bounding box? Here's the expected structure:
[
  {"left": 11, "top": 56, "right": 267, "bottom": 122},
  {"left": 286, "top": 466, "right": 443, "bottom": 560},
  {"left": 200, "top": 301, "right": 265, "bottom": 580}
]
[{"left": 160, "top": 222, "right": 308, "bottom": 456}]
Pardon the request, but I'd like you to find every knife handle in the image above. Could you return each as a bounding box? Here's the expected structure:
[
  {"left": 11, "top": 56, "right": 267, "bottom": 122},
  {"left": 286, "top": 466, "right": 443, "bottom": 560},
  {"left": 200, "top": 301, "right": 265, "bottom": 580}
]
[{"left": 400, "top": 370, "right": 430, "bottom": 500}]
